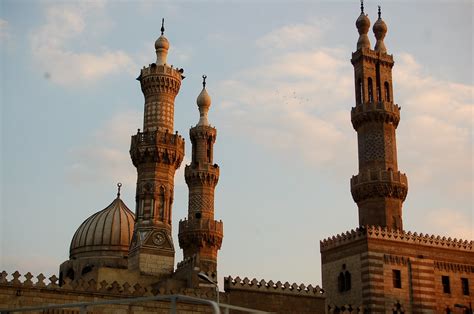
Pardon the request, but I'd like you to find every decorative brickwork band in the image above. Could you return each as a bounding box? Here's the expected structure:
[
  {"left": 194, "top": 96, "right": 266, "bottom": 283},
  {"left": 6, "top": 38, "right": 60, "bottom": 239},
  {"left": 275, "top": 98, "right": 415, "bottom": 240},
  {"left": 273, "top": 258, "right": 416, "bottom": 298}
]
[{"left": 224, "top": 276, "right": 324, "bottom": 297}]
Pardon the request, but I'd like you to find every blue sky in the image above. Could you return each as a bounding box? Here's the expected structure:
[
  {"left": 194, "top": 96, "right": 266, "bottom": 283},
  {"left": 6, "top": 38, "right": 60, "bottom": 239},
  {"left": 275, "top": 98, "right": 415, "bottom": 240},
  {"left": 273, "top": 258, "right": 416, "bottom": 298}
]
[{"left": 1, "top": 0, "right": 472, "bottom": 288}]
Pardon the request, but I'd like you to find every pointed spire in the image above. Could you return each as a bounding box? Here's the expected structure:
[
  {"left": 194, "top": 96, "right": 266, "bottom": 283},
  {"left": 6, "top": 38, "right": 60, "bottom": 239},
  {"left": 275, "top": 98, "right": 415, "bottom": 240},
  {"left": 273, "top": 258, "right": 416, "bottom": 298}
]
[
  {"left": 161, "top": 18, "right": 165, "bottom": 35},
  {"left": 360, "top": 0, "right": 364, "bottom": 14},
  {"left": 373, "top": 6, "right": 388, "bottom": 53},
  {"left": 196, "top": 75, "right": 212, "bottom": 126},
  {"left": 117, "top": 182, "right": 122, "bottom": 198}
]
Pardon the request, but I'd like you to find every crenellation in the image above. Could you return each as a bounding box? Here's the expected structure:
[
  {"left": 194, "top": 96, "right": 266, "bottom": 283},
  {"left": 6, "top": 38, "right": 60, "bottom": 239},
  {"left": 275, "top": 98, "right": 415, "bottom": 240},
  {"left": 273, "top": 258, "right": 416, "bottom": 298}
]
[
  {"left": 320, "top": 226, "right": 473, "bottom": 252},
  {"left": 224, "top": 276, "right": 324, "bottom": 297}
]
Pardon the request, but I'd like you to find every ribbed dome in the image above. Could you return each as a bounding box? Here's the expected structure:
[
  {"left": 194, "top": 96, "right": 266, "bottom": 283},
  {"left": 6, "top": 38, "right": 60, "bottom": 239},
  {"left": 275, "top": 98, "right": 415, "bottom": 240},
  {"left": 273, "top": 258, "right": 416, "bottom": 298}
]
[{"left": 70, "top": 196, "right": 135, "bottom": 259}]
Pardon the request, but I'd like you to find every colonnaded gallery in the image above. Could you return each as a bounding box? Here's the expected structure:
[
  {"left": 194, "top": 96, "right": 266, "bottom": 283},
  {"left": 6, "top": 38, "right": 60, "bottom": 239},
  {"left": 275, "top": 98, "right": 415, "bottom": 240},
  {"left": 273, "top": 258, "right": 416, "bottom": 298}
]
[{"left": 0, "top": 3, "right": 472, "bottom": 314}]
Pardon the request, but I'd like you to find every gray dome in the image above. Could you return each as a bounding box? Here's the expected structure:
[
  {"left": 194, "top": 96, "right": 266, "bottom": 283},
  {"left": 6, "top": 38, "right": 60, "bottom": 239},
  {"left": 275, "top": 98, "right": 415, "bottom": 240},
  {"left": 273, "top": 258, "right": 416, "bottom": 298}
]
[{"left": 70, "top": 196, "right": 135, "bottom": 259}]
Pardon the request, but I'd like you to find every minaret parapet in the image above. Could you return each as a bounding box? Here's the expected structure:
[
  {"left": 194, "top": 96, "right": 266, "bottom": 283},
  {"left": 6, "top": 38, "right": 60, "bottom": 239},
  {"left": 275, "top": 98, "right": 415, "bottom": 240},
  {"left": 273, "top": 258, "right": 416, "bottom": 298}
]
[
  {"left": 351, "top": 102, "right": 401, "bottom": 130},
  {"left": 351, "top": 169, "right": 408, "bottom": 204},
  {"left": 351, "top": 48, "right": 393, "bottom": 65}
]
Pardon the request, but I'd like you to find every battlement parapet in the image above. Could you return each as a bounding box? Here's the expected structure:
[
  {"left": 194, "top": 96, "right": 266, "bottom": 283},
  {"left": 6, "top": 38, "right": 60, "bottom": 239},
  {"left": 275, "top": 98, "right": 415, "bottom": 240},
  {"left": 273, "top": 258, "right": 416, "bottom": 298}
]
[
  {"left": 351, "top": 101, "right": 401, "bottom": 129},
  {"left": 0, "top": 270, "right": 217, "bottom": 300},
  {"left": 351, "top": 169, "right": 408, "bottom": 186},
  {"left": 351, "top": 48, "right": 394, "bottom": 66},
  {"left": 190, "top": 125, "right": 217, "bottom": 140},
  {"left": 320, "top": 226, "right": 473, "bottom": 252},
  {"left": 138, "top": 64, "right": 183, "bottom": 96},
  {"left": 224, "top": 276, "right": 324, "bottom": 298}
]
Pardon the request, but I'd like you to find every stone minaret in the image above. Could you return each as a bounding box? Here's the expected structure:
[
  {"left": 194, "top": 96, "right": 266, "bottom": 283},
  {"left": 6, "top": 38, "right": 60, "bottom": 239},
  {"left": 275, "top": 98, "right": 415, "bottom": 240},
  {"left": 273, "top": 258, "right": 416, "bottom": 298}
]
[
  {"left": 350, "top": 5, "right": 408, "bottom": 230},
  {"left": 129, "top": 20, "right": 185, "bottom": 277},
  {"left": 179, "top": 76, "right": 223, "bottom": 274}
]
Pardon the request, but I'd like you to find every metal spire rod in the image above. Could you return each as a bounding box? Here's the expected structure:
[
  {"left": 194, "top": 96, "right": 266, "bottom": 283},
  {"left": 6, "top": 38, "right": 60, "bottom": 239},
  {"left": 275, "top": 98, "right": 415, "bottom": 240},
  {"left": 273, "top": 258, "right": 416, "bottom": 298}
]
[
  {"left": 161, "top": 18, "right": 165, "bottom": 35},
  {"left": 202, "top": 75, "right": 207, "bottom": 88}
]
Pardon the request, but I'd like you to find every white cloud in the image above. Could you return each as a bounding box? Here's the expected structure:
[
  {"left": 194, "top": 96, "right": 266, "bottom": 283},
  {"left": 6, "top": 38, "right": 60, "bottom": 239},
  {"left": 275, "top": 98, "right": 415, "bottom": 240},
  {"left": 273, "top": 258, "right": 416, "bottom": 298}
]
[
  {"left": 30, "top": 2, "right": 136, "bottom": 86},
  {"left": 66, "top": 110, "right": 140, "bottom": 187},
  {"left": 420, "top": 208, "right": 473, "bottom": 240},
  {"left": 395, "top": 53, "right": 473, "bottom": 197},
  {"left": 66, "top": 110, "right": 189, "bottom": 188},
  {"left": 256, "top": 20, "right": 329, "bottom": 50}
]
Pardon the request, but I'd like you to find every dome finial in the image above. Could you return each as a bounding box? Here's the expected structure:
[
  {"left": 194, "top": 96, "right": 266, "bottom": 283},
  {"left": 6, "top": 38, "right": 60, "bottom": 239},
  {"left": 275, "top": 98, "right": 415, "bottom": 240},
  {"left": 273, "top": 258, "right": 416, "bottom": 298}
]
[
  {"left": 373, "top": 5, "right": 388, "bottom": 53},
  {"left": 155, "top": 19, "right": 170, "bottom": 65},
  {"left": 196, "top": 75, "right": 212, "bottom": 126},
  {"left": 117, "top": 182, "right": 122, "bottom": 198},
  {"left": 355, "top": 2, "right": 371, "bottom": 50}
]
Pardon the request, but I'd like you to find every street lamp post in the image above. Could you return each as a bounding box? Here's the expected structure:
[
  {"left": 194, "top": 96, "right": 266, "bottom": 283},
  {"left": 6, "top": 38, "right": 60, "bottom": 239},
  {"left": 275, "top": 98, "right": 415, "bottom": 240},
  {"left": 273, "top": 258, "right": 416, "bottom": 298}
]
[{"left": 198, "top": 272, "right": 219, "bottom": 305}]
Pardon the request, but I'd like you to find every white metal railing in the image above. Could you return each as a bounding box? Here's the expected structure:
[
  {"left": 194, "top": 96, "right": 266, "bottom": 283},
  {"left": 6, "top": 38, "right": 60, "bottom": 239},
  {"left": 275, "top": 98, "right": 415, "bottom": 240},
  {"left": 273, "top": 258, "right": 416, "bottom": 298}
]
[{"left": 0, "top": 294, "right": 273, "bottom": 314}]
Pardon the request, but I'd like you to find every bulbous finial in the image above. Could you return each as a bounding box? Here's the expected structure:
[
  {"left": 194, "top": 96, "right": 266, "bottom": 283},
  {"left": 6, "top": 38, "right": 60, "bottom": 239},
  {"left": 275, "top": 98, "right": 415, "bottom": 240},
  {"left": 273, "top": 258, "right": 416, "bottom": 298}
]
[
  {"left": 356, "top": 2, "right": 371, "bottom": 50},
  {"left": 373, "top": 6, "right": 388, "bottom": 53},
  {"left": 155, "top": 18, "right": 169, "bottom": 65},
  {"left": 117, "top": 182, "right": 122, "bottom": 198},
  {"left": 196, "top": 75, "right": 212, "bottom": 126}
]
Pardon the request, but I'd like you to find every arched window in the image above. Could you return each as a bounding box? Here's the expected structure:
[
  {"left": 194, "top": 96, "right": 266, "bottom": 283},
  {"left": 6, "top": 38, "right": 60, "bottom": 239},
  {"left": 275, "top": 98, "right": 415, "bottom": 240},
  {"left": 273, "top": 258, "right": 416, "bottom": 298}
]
[
  {"left": 357, "top": 78, "right": 363, "bottom": 104},
  {"left": 337, "top": 266, "right": 352, "bottom": 293},
  {"left": 207, "top": 138, "right": 212, "bottom": 163},
  {"left": 368, "top": 78, "right": 373, "bottom": 103},
  {"left": 344, "top": 271, "right": 351, "bottom": 290},
  {"left": 338, "top": 272, "right": 345, "bottom": 292},
  {"left": 159, "top": 187, "right": 165, "bottom": 221},
  {"left": 384, "top": 82, "right": 390, "bottom": 102}
]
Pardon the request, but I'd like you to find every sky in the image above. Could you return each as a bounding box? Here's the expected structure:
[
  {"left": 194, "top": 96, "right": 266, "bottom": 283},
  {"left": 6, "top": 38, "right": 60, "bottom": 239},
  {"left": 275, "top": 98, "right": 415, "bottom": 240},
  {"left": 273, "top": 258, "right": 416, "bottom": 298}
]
[{"left": 0, "top": 0, "right": 472, "bottom": 289}]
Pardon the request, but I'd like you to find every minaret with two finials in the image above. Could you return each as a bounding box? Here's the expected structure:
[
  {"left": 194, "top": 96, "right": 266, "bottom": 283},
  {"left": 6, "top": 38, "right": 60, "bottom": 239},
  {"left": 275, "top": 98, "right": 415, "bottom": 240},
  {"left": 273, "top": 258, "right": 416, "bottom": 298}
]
[
  {"left": 179, "top": 76, "right": 223, "bottom": 274},
  {"left": 129, "top": 20, "right": 185, "bottom": 277},
  {"left": 350, "top": 3, "right": 408, "bottom": 230}
]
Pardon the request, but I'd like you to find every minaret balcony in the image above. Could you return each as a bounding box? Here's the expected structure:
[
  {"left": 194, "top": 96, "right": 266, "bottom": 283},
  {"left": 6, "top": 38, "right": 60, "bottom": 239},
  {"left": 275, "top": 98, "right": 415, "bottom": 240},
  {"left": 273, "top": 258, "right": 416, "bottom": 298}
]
[
  {"left": 178, "top": 218, "right": 224, "bottom": 248},
  {"left": 351, "top": 48, "right": 394, "bottom": 65},
  {"left": 139, "top": 64, "right": 183, "bottom": 97},
  {"left": 351, "top": 169, "right": 408, "bottom": 202},
  {"left": 130, "top": 129, "right": 185, "bottom": 167},
  {"left": 351, "top": 101, "right": 400, "bottom": 130},
  {"left": 184, "top": 164, "right": 219, "bottom": 186}
]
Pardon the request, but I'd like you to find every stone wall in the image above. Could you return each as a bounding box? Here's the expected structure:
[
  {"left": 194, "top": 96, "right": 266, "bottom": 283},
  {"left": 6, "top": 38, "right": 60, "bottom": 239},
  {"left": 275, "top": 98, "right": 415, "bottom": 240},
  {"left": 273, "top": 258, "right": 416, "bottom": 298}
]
[
  {"left": 224, "top": 276, "right": 326, "bottom": 313},
  {"left": 320, "top": 226, "right": 474, "bottom": 313}
]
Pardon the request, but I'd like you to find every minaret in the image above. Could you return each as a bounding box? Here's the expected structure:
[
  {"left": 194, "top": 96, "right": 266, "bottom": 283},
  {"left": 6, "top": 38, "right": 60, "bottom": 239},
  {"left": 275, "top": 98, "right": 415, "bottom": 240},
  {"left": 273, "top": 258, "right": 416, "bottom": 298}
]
[
  {"left": 179, "top": 76, "right": 223, "bottom": 274},
  {"left": 350, "top": 4, "right": 408, "bottom": 230},
  {"left": 129, "top": 20, "right": 185, "bottom": 277}
]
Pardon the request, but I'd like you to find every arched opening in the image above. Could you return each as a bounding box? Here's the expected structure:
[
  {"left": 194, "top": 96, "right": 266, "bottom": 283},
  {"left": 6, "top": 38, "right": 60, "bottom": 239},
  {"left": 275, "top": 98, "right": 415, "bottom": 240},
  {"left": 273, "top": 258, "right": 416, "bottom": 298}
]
[
  {"left": 384, "top": 81, "right": 391, "bottom": 101},
  {"left": 207, "top": 138, "right": 212, "bottom": 163},
  {"left": 357, "top": 78, "right": 363, "bottom": 104},
  {"left": 368, "top": 78, "right": 373, "bottom": 103},
  {"left": 66, "top": 268, "right": 75, "bottom": 281},
  {"left": 345, "top": 271, "right": 351, "bottom": 290},
  {"left": 159, "top": 187, "right": 165, "bottom": 221},
  {"left": 81, "top": 265, "right": 93, "bottom": 275}
]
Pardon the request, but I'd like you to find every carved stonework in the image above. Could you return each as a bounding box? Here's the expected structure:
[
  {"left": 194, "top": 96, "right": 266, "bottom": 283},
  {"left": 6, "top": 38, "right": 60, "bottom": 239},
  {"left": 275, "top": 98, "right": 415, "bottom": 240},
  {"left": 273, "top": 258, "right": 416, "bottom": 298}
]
[{"left": 351, "top": 181, "right": 408, "bottom": 203}]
